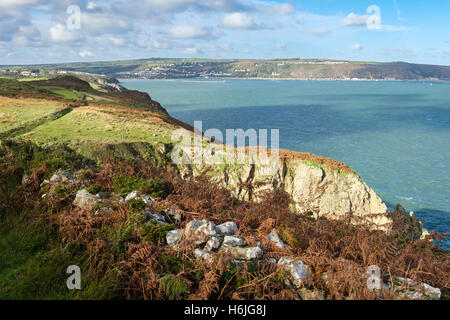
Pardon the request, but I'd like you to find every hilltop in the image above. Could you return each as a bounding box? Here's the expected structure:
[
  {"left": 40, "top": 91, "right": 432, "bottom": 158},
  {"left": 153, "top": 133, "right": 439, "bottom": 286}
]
[
  {"left": 2, "top": 58, "right": 450, "bottom": 81},
  {"left": 0, "top": 76, "right": 448, "bottom": 300}
]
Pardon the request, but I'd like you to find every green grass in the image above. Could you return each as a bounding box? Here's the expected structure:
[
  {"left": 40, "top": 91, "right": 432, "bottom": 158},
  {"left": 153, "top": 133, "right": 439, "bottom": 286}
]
[
  {"left": 44, "top": 87, "right": 78, "bottom": 100},
  {"left": 23, "top": 107, "right": 173, "bottom": 146},
  {"left": 0, "top": 209, "right": 121, "bottom": 300},
  {"left": 0, "top": 103, "right": 64, "bottom": 134}
]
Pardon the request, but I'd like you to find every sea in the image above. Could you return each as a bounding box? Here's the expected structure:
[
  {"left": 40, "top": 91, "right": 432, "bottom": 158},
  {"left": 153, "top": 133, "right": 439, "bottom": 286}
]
[{"left": 122, "top": 79, "right": 450, "bottom": 248}]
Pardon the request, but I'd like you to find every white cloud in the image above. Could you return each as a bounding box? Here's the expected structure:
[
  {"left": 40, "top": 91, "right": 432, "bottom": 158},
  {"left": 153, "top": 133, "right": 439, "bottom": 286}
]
[
  {"left": 342, "top": 13, "right": 369, "bottom": 27},
  {"left": 167, "top": 25, "right": 212, "bottom": 39},
  {"left": 351, "top": 43, "right": 363, "bottom": 51},
  {"left": 181, "top": 47, "right": 200, "bottom": 55},
  {"left": 152, "top": 40, "right": 172, "bottom": 49},
  {"left": 302, "top": 27, "right": 331, "bottom": 37},
  {"left": 0, "top": 0, "right": 42, "bottom": 8},
  {"left": 221, "top": 12, "right": 254, "bottom": 29},
  {"left": 271, "top": 3, "right": 295, "bottom": 15},
  {"left": 49, "top": 24, "right": 79, "bottom": 43},
  {"left": 145, "top": 0, "right": 197, "bottom": 11},
  {"left": 79, "top": 50, "right": 94, "bottom": 57},
  {"left": 109, "top": 37, "right": 126, "bottom": 47}
]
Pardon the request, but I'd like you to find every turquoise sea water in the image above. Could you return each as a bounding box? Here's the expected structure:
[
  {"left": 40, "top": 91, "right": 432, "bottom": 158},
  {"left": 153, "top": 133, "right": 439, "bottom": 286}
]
[{"left": 122, "top": 79, "right": 450, "bottom": 247}]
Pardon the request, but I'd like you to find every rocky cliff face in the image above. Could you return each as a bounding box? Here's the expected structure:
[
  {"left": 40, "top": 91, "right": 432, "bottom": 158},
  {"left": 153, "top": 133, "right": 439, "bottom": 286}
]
[{"left": 175, "top": 145, "right": 391, "bottom": 231}]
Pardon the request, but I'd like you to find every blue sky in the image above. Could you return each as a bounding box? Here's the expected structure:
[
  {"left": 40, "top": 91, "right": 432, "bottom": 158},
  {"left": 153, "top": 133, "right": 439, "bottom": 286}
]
[{"left": 1, "top": 0, "right": 449, "bottom": 65}]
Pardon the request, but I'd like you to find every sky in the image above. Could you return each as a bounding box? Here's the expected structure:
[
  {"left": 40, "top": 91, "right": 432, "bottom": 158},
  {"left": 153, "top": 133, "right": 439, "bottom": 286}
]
[{"left": 0, "top": 0, "right": 449, "bottom": 65}]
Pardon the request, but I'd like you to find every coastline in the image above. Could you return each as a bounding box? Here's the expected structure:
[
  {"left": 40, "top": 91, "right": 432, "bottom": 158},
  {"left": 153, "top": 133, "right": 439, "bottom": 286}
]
[{"left": 118, "top": 77, "right": 449, "bottom": 84}]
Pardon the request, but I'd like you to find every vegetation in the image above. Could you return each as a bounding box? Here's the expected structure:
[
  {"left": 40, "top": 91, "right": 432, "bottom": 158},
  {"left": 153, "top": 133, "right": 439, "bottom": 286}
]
[{"left": 0, "top": 75, "right": 448, "bottom": 301}]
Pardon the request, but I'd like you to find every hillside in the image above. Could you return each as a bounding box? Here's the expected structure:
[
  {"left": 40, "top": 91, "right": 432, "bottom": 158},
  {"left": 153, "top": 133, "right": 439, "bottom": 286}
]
[
  {"left": 0, "top": 76, "right": 448, "bottom": 300},
  {"left": 3, "top": 58, "right": 450, "bottom": 81}
]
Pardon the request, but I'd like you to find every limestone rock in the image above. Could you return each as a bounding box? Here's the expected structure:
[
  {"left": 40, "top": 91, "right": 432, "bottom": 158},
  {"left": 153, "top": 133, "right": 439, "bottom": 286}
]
[
  {"left": 125, "top": 191, "right": 139, "bottom": 202},
  {"left": 194, "top": 249, "right": 212, "bottom": 262},
  {"left": 73, "top": 189, "right": 99, "bottom": 210},
  {"left": 222, "top": 235, "right": 245, "bottom": 247},
  {"left": 278, "top": 257, "right": 312, "bottom": 288},
  {"left": 216, "top": 221, "right": 238, "bottom": 235},
  {"left": 185, "top": 220, "right": 218, "bottom": 244},
  {"left": 204, "top": 236, "right": 221, "bottom": 251},
  {"left": 392, "top": 277, "right": 441, "bottom": 300},
  {"left": 224, "top": 246, "right": 263, "bottom": 260},
  {"left": 50, "top": 169, "right": 77, "bottom": 183},
  {"left": 166, "top": 229, "right": 183, "bottom": 248},
  {"left": 145, "top": 210, "right": 166, "bottom": 223},
  {"left": 267, "top": 228, "right": 288, "bottom": 249}
]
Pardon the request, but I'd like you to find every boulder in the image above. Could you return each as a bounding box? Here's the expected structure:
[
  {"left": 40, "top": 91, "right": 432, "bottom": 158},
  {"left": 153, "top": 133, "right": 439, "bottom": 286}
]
[
  {"left": 392, "top": 277, "right": 441, "bottom": 300},
  {"left": 194, "top": 249, "right": 212, "bottom": 263},
  {"left": 166, "top": 229, "right": 184, "bottom": 248},
  {"left": 222, "top": 235, "right": 245, "bottom": 247},
  {"left": 267, "top": 228, "right": 288, "bottom": 249},
  {"left": 185, "top": 220, "right": 218, "bottom": 244},
  {"left": 145, "top": 210, "right": 166, "bottom": 223},
  {"left": 204, "top": 236, "right": 222, "bottom": 251},
  {"left": 216, "top": 221, "right": 238, "bottom": 235},
  {"left": 73, "top": 189, "right": 99, "bottom": 210},
  {"left": 125, "top": 191, "right": 139, "bottom": 202},
  {"left": 224, "top": 246, "right": 263, "bottom": 260},
  {"left": 50, "top": 169, "right": 77, "bottom": 183},
  {"left": 278, "top": 257, "right": 312, "bottom": 288}
]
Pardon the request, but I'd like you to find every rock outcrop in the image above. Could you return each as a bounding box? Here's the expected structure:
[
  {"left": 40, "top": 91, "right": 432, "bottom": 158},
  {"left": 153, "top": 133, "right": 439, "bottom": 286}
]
[{"left": 176, "top": 146, "right": 391, "bottom": 230}]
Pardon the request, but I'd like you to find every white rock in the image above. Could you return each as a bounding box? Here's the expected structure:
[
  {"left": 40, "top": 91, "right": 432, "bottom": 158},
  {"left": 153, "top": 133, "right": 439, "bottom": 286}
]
[
  {"left": 50, "top": 169, "right": 77, "bottom": 183},
  {"left": 278, "top": 257, "right": 312, "bottom": 288},
  {"left": 393, "top": 277, "right": 441, "bottom": 300},
  {"left": 166, "top": 229, "right": 184, "bottom": 247},
  {"left": 41, "top": 193, "right": 47, "bottom": 198},
  {"left": 140, "top": 194, "right": 152, "bottom": 205},
  {"left": 267, "top": 228, "right": 288, "bottom": 249},
  {"left": 194, "top": 249, "right": 212, "bottom": 262},
  {"left": 125, "top": 191, "right": 139, "bottom": 202},
  {"left": 423, "top": 283, "right": 442, "bottom": 300},
  {"left": 73, "top": 189, "right": 99, "bottom": 210},
  {"left": 185, "top": 220, "right": 218, "bottom": 243},
  {"left": 204, "top": 236, "right": 222, "bottom": 251},
  {"left": 40, "top": 179, "right": 50, "bottom": 187},
  {"left": 197, "top": 221, "right": 218, "bottom": 236},
  {"left": 145, "top": 210, "right": 166, "bottom": 223},
  {"left": 222, "top": 235, "right": 245, "bottom": 247},
  {"left": 224, "top": 246, "right": 263, "bottom": 260},
  {"left": 216, "top": 221, "right": 238, "bottom": 235}
]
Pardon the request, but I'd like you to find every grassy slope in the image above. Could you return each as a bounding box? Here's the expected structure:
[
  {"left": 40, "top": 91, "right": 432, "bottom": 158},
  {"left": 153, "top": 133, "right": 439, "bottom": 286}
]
[{"left": 0, "top": 77, "right": 176, "bottom": 299}]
